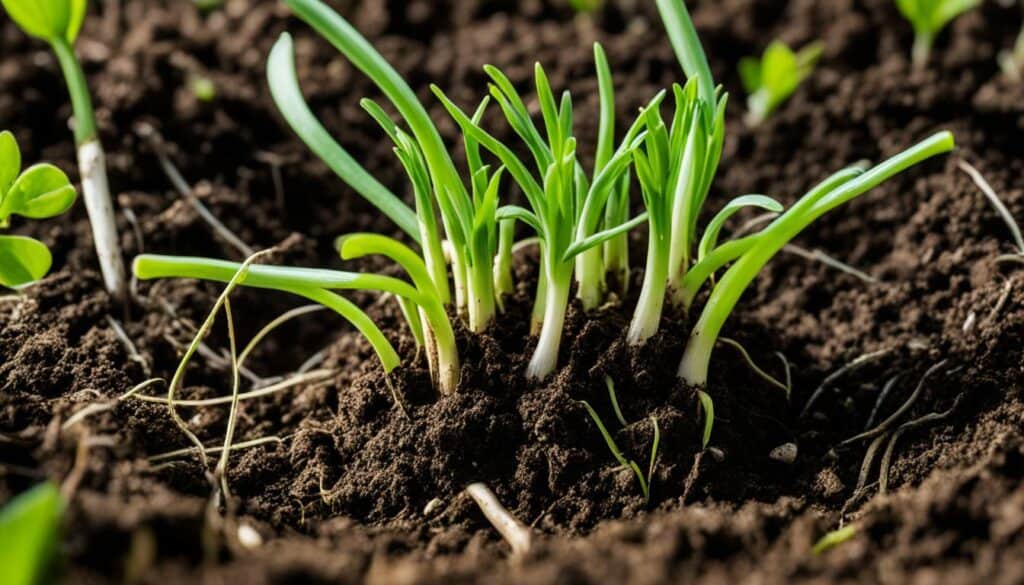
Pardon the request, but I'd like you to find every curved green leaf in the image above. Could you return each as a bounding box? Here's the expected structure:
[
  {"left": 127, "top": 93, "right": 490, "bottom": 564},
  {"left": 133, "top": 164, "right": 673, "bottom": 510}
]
[
  {"left": 3, "top": 163, "right": 76, "bottom": 220},
  {"left": 0, "top": 130, "right": 21, "bottom": 196},
  {"left": 266, "top": 33, "right": 419, "bottom": 241},
  {"left": 0, "top": 0, "right": 84, "bottom": 42},
  {"left": 698, "top": 194, "right": 781, "bottom": 261},
  {"left": 0, "top": 235, "right": 52, "bottom": 288},
  {"left": 0, "top": 482, "right": 63, "bottom": 585}
]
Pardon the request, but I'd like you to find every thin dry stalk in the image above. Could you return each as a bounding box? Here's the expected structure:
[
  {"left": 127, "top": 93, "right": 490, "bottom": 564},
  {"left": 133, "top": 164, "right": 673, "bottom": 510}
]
[{"left": 466, "top": 483, "right": 533, "bottom": 556}]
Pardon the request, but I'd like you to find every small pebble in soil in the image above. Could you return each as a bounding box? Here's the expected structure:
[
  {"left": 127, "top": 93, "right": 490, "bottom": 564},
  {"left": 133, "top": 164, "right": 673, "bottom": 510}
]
[
  {"left": 769, "top": 443, "right": 798, "bottom": 464},
  {"left": 237, "top": 524, "right": 262, "bottom": 549},
  {"left": 707, "top": 447, "right": 726, "bottom": 462}
]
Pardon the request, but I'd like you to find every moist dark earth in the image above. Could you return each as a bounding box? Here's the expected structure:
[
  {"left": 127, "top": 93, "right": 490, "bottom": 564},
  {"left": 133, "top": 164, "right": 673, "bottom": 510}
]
[{"left": 2, "top": 0, "right": 1024, "bottom": 583}]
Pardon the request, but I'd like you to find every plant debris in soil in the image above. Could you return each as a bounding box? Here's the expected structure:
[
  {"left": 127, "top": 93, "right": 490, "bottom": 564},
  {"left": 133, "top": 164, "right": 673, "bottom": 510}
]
[{"left": 2, "top": 0, "right": 1024, "bottom": 583}]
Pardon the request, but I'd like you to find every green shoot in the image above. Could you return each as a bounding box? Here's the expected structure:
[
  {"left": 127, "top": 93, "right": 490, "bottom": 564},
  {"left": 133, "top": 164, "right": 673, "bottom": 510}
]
[
  {"left": 272, "top": 0, "right": 504, "bottom": 334},
  {"left": 959, "top": 160, "right": 1024, "bottom": 262},
  {"left": 133, "top": 242, "right": 460, "bottom": 393},
  {"left": 1, "top": 0, "right": 126, "bottom": 298},
  {"left": 579, "top": 400, "right": 657, "bottom": 503},
  {"left": 193, "top": 0, "right": 222, "bottom": 13},
  {"left": 678, "top": 133, "right": 955, "bottom": 385},
  {"left": 432, "top": 47, "right": 650, "bottom": 379},
  {"left": 605, "top": 375, "right": 629, "bottom": 426},
  {"left": 894, "top": 0, "right": 981, "bottom": 69},
  {"left": 812, "top": 524, "right": 858, "bottom": 554},
  {"left": 739, "top": 41, "right": 823, "bottom": 126},
  {"left": 696, "top": 389, "right": 714, "bottom": 448},
  {"left": 1000, "top": 9, "right": 1024, "bottom": 80},
  {"left": 0, "top": 482, "right": 63, "bottom": 585},
  {"left": 569, "top": 0, "right": 603, "bottom": 12},
  {"left": 190, "top": 75, "right": 217, "bottom": 102},
  {"left": 650, "top": 0, "right": 954, "bottom": 386},
  {"left": 336, "top": 233, "right": 459, "bottom": 393},
  {"left": 0, "top": 131, "right": 77, "bottom": 288},
  {"left": 626, "top": 79, "right": 730, "bottom": 345},
  {"left": 718, "top": 337, "right": 790, "bottom": 397}
]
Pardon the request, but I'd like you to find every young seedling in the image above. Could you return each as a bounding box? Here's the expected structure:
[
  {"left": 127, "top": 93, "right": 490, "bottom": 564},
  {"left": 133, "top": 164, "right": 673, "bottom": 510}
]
[
  {"left": 432, "top": 47, "right": 651, "bottom": 379},
  {"left": 0, "top": 482, "right": 64, "bottom": 585},
  {"left": 580, "top": 395, "right": 660, "bottom": 504},
  {"left": 270, "top": 0, "right": 504, "bottom": 334},
  {"left": 1, "top": 0, "right": 126, "bottom": 298},
  {"left": 894, "top": 0, "right": 981, "bottom": 69},
  {"left": 133, "top": 234, "right": 460, "bottom": 394},
  {"left": 0, "top": 131, "right": 77, "bottom": 288},
  {"left": 959, "top": 160, "right": 1024, "bottom": 265},
  {"left": 1000, "top": 26, "right": 1024, "bottom": 80},
  {"left": 646, "top": 0, "right": 955, "bottom": 386},
  {"left": 739, "top": 41, "right": 824, "bottom": 126}
]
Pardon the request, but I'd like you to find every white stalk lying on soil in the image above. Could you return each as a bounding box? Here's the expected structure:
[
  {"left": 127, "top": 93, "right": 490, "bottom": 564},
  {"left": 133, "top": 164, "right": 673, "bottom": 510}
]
[{"left": 465, "top": 483, "right": 532, "bottom": 556}]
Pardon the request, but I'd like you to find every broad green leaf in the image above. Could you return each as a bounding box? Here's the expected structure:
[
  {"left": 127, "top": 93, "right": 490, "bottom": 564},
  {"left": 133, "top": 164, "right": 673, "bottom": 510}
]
[
  {"left": 0, "top": 130, "right": 21, "bottom": 196},
  {"left": 0, "top": 482, "right": 63, "bottom": 585},
  {"left": 0, "top": 0, "right": 85, "bottom": 42},
  {"left": 3, "top": 163, "right": 76, "bottom": 220},
  {"left": 0, "top": 235, "right": 53, "bottom": 287}
]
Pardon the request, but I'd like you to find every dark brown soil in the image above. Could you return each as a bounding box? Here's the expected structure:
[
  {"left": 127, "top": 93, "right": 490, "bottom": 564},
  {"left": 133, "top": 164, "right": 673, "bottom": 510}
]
[{"left": 2, "top": 0, "right": 1024, "bottom": 583}]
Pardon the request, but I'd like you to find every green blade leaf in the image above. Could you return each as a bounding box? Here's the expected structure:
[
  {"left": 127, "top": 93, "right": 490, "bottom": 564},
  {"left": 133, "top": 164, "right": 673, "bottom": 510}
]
[
  {"left": 0, "top": 235, "right": 53, "bottom": 287},
  {"left": 0, "top": 482, "right": 63, "bottom": 585},
  {"left": 266, "top": 33, "right": 420, "bottom": 242},
  {"left": 3, "top": 163, "right": 76, "bottom": 219},
  {"left": 0, "top": 130, "right": 22, "bottom": 197},
  {"left": 563, "top": 212, "right": 648, "bottom": 261},
  {"left": 698, "top": 194, "right": 781, "bottom": 261}
]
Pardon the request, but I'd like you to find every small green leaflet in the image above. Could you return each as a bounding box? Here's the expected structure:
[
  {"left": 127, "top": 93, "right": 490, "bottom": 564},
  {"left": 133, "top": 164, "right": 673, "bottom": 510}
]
[
  {"left": 0, "top": 130, "right": 76, "bottom": 288},
  {"left": 0, "top": 236, "right": 53, "bottom": 287},
  {"left": 0, "top": 482, "right": 64, "bottom": 585},
  {"left": 0, "top": 0, "right": 88, "bottom": 43},
  {"left": 1, "top": 164, "right": 77, "bottom": 220}
]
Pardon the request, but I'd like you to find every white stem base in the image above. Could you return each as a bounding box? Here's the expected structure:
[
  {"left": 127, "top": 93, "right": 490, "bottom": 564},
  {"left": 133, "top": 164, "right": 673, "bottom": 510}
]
[
  {"left": 79, "top": 141, "right": 125, "bottom": 299},
  {"left": 527, "top": 276, "right": 570, "bottom": 381}
]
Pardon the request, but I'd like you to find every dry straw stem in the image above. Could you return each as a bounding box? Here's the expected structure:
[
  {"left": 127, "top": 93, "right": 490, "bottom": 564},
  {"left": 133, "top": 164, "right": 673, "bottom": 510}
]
[{"left": 465, "top": 483, "right": 533, "bottom": 556}]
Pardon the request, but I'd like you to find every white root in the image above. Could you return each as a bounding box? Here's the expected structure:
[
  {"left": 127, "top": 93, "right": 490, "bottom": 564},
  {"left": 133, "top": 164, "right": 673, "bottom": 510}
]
[
  {"left": 465, "top": 482, "right": 533, "bottom": 556},
  {"left": 79, "top": 140, "right": 126, "bottom": 299}
]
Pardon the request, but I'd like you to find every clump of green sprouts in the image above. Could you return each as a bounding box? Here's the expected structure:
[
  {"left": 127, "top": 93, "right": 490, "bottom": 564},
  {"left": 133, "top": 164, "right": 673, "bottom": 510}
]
[
  {"left": 739, "top": 40, "right": 823, "bottom": 126},
  {"left": 1, "top": 0, "right": 126, "bottom": 299},
  {"left": 894, "top": 0, "right": 981, "bottom": 69},
  {"left": 135, "top": 0, "right": 955, "bottom": 406},
  {"left": 641, "top": 0, "right": 954, "bottom": 387},
  {"left": 432, "top": 46, "right": 650, "bottom": 379},
  {"left": 0, "top": 131, "right": 77, "bottom": 288}
]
